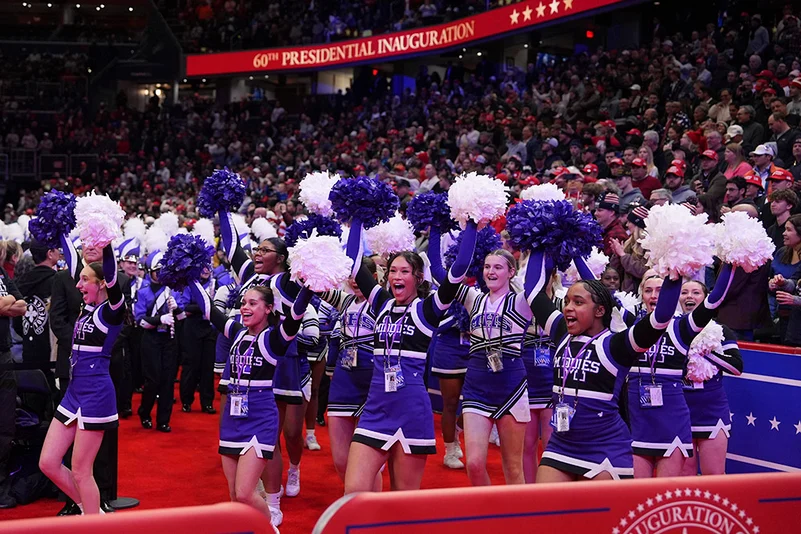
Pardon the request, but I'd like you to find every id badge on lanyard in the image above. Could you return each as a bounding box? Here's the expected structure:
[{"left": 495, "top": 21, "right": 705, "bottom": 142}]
[
  {"left": 384, "top": 365, "right": 405, "bottom": 392},
  {"left": 229, "top": 394, "right": 249, "bottom": 418},
  {"left": 534, "top": 345, "right": 551, "bottom": 367},
  {"left": 487, "top": 349, "right": 504, "bottom": 372},
  {"left": 639, "top": 382, "right": 663, "bottom": 408},
  {"left": 552, "top": 403, "right": 576, "bottom": 432},
  {"left": 340, "top": 345, "right": 357, "bottom": 370},
  {"left": 484, "top": 295, "right": 506, "bottom": 373}
]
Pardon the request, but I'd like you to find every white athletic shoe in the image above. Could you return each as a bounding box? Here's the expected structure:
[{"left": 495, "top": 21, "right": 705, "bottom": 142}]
[
  {"left": 268, "top": 505, "right": 283, "bottom": 527},
  {"left": 443, "top": 448, "right": 464, "bottom": 469},
  {"left": 285, "top": 467, "right": 300, "bottom": 497},
  {"left": 305, "top": 434, "right": 321, "bottom": 451},
  {"left": 455, "top": 426, "right": 464, "bottom": 459},
  {"left": 489, "top": 424, "right": 500, "bottom": 447}
]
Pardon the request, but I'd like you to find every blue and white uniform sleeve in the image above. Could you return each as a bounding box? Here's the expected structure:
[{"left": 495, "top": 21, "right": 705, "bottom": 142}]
[
  {"left": 189, "top": 280, "right": 242, "bottom": 338},
  {"left": 348, "top": 218, "right": 391, "bottom": 314},
  {"left": 60, "top": 233, "right": 80, "bottom": 280},
  {"left": 422, "top": 220, "right": 476, "bottom": 326},
  {"left": 100, "top": 243, "right": 126, "bottom": 324},
  {"left": 427, "top": 226, "right": 447, "bottom": 284},
  {"left": 705, "top": 324, "right": 743, "bottom": 375},
  {"left": 219, "top": 210, "right": 253, "bottom": 284},
  {"left": 268, "top": 286, "right": 315, "bottom": 354}
]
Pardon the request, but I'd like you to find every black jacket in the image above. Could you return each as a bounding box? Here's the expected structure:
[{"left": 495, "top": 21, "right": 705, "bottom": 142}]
[{"left": 13, "top": 265, "right": 56, "bottom": 364}]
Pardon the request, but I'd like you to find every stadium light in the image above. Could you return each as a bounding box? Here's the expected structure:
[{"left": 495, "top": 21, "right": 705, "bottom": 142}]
[
  {"left": 249, "top": 76, "right": 253, "bottom": 80},
  {"left": 47, "top": 2, "right": 52, "bottom": 6},
  {"left": 22, "top": 2, "right": 27, "bottom": 6},
  {"left": 183, "top": 78, "right": 187, "bottom": 82},
  {"left": 265, "top": 75, "right": 269, "bottom": 79},
  {"left": 87, "top": 68, "right": 92, "bottom": 73},
  {"left": 129, "top": 6, "right": 133, "bottom": 11},
  {"left": 76, "top": 3, "right": 81, "bottom": 8},
  {"left": 458, "top": 55, "right": 463, "bottom": 59},
  {"left": 96, "top": 6, "right": 101, "bottom": 10},
  {"left": 477, "top": 51, "right": 482, "bottom": 57},
  {"left": 201, "top": 78, "right": 206, "bottom": 83},
  {"left": 524, "top": 44, "right": 529, "bottom": 48},
  {"left": 586, "top": 30, "right": 595, "bottom": 39},
  {"left": 100, "top": 3, "right": 105, "bottom": 7}
]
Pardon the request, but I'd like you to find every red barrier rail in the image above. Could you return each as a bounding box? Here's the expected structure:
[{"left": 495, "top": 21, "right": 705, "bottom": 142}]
[
  {"left": 739, "top": 341, "right": 801, "bottom": 355},
  {"left": 314, "top": 473, "right": 801, "bottom": 533},
  {"left": 2, "top": 502, "right": 273, "bottom": 534}
]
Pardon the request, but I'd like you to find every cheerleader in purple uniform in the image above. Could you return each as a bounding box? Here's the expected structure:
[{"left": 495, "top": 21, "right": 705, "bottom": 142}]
[
  {"left": 188, "top": 274, "right": 313, "bottom": 524},
  {"left": 304, "top": 297, "right": 339, "bottom": 451},
  {"left": 427, "top": 226, "right": 470, "bottom": 470},
  {"left": 317, "top": 257, "right": 382, "bottom": 489},
  {"left": 218, "top": 211, "right": 318, "bottom": 522},
  {"left": 525, "top": 249, "right": 682, "bottom": 482},
  {"left": 342, "top": 217, "right": 476, "bottom": 493},
  {"left": 679, "top": 280, "right": 743, "bottom": 476},
  {"left": 628, "top": 266, "right": 735, "bottom": 478},
  {"left": 40, "top": 238, "right": 125, "bottom": 514},
  {"left": 521, "top": 321, "right": 555, "bottom": 483}
]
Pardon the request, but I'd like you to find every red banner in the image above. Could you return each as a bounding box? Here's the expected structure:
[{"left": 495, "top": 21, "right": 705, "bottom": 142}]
[
  {"left": 186, "top": 0, "right": 627, "bottom": 77},
  {"left": 314, "top": 473, "right": 801, "bottom": 533}
]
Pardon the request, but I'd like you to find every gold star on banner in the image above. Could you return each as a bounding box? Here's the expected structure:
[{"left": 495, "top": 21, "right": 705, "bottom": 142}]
[
  {"left": 536, "top": 2, "right": 546, "bottom": 17},
  {"left": 549, "top": 0, "right": 560, "bottom": 14},
  {"left": 563, "top": 0, "right": 573, "bottom": 9},
  {"left": 523, "top": 5, "right": 533, "bottom": 20},
  {"left": 510, "top": 8, "right": 520, "bottom": 24}
]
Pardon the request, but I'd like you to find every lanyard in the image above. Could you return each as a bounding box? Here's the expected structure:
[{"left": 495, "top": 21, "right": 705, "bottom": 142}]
[
  {"left": 232, "top": 333, "right": 258, "bottom": 394},
  {"left": 383, "top": 303, "right": 410, "bottom": 370},
  {"left": 349, "top": 300, "right": 368, "bottom": 347},
  {"left": 481, "top": 293, "right": 507, "bottom": 352},
  {"left": 559, "top": 329, "right": 608, "bottom": 404},
  {"left": 70, "top": 307, "right": 92, "bottom": 368},
  {"left": 646, "top": 336, "right": 663, "bottom": 385}
]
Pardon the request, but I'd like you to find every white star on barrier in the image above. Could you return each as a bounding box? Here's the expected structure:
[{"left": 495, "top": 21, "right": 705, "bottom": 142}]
[
  {"left": 523, "top": 5, "right": 533, "bottom": 20},
  {"left": 549, "top": 0, "right": 559, "bottom": 14},
  {"left": 536, "top": 2, "right": 546, "bottom": 17},
  {"left": 510, "top": 9, "right": 520, "bottom": 24},
  {"left": 769, "top": 416, "right": 781, "bottom": 430}
]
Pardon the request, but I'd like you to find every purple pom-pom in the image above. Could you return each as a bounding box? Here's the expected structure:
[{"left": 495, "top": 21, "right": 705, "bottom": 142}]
[
  {"left": 406, "top": 191, "right": 458, "bottom": 233},
  {"left": 444, "top": 226, "right": 502, "bottom": 287},
  {"left": 449, "top": 301, "right": 472, "bottom": 332},
  {"left": 29, "top": 191, "right": 77, "bottom": 248},
  {"left": 329, "top": 176, "right": 399, "bottom": 229},
  {"left": 507, "top": 200, "right": 602, "bottom": 271},
  {"left": 284, "top": 214, "right": 343, "bottom": 248},
  {"left": 157, "top": 234, "right": 215, "bottom": 290},
  {"left": 197, "top": 167, "right": 246, "bottom": 218}
]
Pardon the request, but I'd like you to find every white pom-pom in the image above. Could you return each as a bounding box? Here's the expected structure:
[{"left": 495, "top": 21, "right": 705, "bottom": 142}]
[
  {"left": 144, "top": 226, "right": 169, "bottom": 254},
  {"left": 17, "top": 215, "right": 30, "bottom": 240},
  {"left": 448, "top": 172, "right": 508, "bottom": 224},
  {"left": 614, "top": 291, "right": 641, "bottom": 315},
  {"left": 123, "top": 217, "right": 147, "bottom": 241},
  {"left": 251, "top": 217, "right": 278, "bottom": 242},
  {"left": 364, "top": 213, "right": 415, "bottom": 256},
  {"left": 687, "top": 320, "right": 725, "bottom": 383},
  {"left": 2, "top": 223, "right": 24, "bottom": 243},
  {"left": 562, "top": 247, "right": 609, "bottom": 286},
  {"left": 193, "top": 218, "right": 217, "bottom": 248},
  {"left": 639, "top": 204, "right": 716, "bottom": 278},
  {"left": 232, "top": 213, "right": 250, "bottom": 236},
  {"left": 299, "top": 171, "right": 339, "bottom": 216},
  {"left": 715, "top": 211, "right": 775, "bottom": 273},
  {"left": 520, "top": 182, "right": 566, "bottom": 202},
  {"left": 289, "top": 233, "right": 353, "bottom": 292},
  {"left": 74, "top": 192, "right": 125, "bottom": 248},
  {"left": 153, "top": 212, "right": 180, "bottom": 237},
  {"left": 175, "top": 227, "right": 189, "bottom": 235}
]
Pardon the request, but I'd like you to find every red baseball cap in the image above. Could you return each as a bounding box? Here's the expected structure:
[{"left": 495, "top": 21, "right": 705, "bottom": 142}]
[
  {"left": 757, "top": 69, "right": 774, "bottom": 79},
  {"left": 743, "top": 173, "right": 764, "bottom": 189},
  {"left": 791, "top": 77, "right": 801, "bottom": 90},
  {"left": 701, "top": 149, "right": 719, "bottom": 161},
  {"left": 609, "top": 157, "right": 624, "bottom": 166},
  {"left": 769, "top": 168, "right": 794, "bottom": 183},
  {"left": 582, "top": 163, "right": 599, "bottom": 174},
  {"left": 670, "top": 159, "right": 687, "bottom": 170},
  {"left": 631, "top": 158, "right": 647, "bottom": 167},
  {"left": 603, "top": 120, "right": 617, "bottom": 129},
  {"left": 626, "top": 128, "right": 642, "bottom": 137},
  {"left": 762, "top": 87, "right": 777, "bottom": 96},
  {"left": 665, "top": 165, "right": 685, "bottom": 178}
]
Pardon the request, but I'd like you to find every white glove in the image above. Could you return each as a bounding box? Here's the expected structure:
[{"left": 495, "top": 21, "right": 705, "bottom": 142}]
[
  {"left": 167, "top": 296, "right": 178, "bottom": 311},
  {"left": 160, "top": 313, "right": 175, "bottom": 326}
]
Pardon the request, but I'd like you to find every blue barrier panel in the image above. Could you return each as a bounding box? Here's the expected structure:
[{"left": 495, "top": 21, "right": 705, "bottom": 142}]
[{"left": 725, "top": 342, "right": 801, "bottom": 474}]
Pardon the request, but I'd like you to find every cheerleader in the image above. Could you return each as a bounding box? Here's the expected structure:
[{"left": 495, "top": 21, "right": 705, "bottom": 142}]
[
  {"left": 39, "top": 239, "right": 125, "bottom": 514},
  {"left": 317, "top": 257, "right": 382, "bottom": 489},
  {"left": 427, "top": 227, "right": 470, "bottom": 470},
  {"left": 218, "top": 212, "right": 318, "bottom": 523},
  {"left": 188, "top": 274, "right": 313, "bottom": 523},
  {"left": 135, "top": 252, "right": 180, "bottom": 432},
  {"left": 679, "top": 280, "right": 743, "bottom": 476},
  {"left": 342, "top": 218, "right": 476, "bottom": 493},
  {"left": 304, "top": 298, "right": 339, "bottom": 451},
  {"left": 628, "top": 266, "right": 735, "bottom": 478}
]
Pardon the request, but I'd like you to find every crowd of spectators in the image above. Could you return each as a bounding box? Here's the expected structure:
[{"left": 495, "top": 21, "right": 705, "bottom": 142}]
[
  {"left": 175, "top": 0, "right": 489, "bottom": 52},
  {"left": 2, "top": 4, "right": 801, "bottom": 344}
]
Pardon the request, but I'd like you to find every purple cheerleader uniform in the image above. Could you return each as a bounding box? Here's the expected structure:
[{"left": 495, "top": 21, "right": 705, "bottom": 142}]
[
  {"left": 56, "top": 245, "right": 125, "bottom": 431},
  {"left": 521, "top": 329, "right": 554, "bottom": 410},
  {"left": 320, "top": 291, "right": 376, "bottom": 418},
  {"left": 429, "top": 309, "right": 470, "bottom": 378},
  {"left": 528, "top": 268, "right": 684, "bottom": 480},
  {"left": 456, "top": 287, "right": 531, "bottom": 423},
  {"left": 272, "top": 304, "right": 318, "bottom": 404},
  {"left": 193, "top": 280, "right": 311, "bottom": 459},
  {"left": 683, "top": 324, "right": 743, "bottom": 439}
]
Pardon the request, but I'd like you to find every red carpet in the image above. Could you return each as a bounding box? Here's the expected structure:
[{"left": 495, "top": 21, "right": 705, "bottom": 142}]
[{"left": 2, "top": 384, "right": 511, "bottom": 533}]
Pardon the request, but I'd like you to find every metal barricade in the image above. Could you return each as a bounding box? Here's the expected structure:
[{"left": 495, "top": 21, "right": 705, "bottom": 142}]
[
  {"left": 69, "top": 154, "right": 99, "bottom": 178},
  {"left": 7, "top": 149, "right": 37, "bottom": 180},
  {"left": 39, "top": 153, "right": 69, "bottom": 179},
  {"left": 0, "top": 153, "right": 8, "bottom": 182}
]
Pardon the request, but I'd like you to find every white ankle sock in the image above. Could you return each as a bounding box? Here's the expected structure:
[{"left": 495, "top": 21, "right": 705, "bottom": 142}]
[
  {"left": 289, "top": 462, "right": 300, "bottom": 471},
  {"left": 265, "top": 491, "right": 281, "bottom": 508},
  {"left": 306, "top": 429, "right": 315, "bottom": 438}
]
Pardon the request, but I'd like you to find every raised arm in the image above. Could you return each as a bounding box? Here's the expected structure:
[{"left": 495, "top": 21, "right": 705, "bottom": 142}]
[
  {"left": 347, "top": 218, "right": 389, "bottom": 313},
  {"left": 219, "top": 210, "right": 253, "bottom": 284},
  {"left": 189, "top": 280, "right": 243, "bottom": 337},
  {"left": 525, "top": 250, "right": 568, "bottom": 341},
  {"left": 101, "top": 243, "right": 125, "bottom": 323},
  {"left": 609, "top": 276, "right": 682, "bottom": 366},
  {"left": 60, "top": 233, "right": 80, "bottom": 280},
  {"left": 268, "top": 286, "right": 315, "bottom": 353},
  {"left": 422, "top": 221, "right": 476, "bottom": 324},
  {"left": 671, "top": 264, "right": 737, "bottom": 353},
  {"left": 427, "top": 226, "right": 447, "bottom": 284}
]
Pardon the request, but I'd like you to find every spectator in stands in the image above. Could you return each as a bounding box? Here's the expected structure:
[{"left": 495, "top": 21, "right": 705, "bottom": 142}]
[
  {"left": 789, "top": 138, "right": 801, "bottom": 181},
  {"left": 723, "top": 144, "right": 754, "bottom": 179},
  {"left": 751, "top": 144, "right": 780, "bottom": 186},
  {"left": 767, "top": 190, "right": 800, "bottom": 248},
  {"left": 770, "top": 214, "right": 801, "bottom": 343},
  {"left": 723, "top": 177, "right": 752, "bottom": 210},
  {"left": 693, "top": 150, "right": 727, "bottom": 203},
  {"left": 736, "top": 106, "right": 764, "bottom": 154},
  {"left": 663, "top": 165, "right": 694, "bottom": 204},
  {"left": 769, "top": 112, "right": 801, "bottom": 165},
  {"left": 630, "top": 157, "right": 661, "bottom": 199}
]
